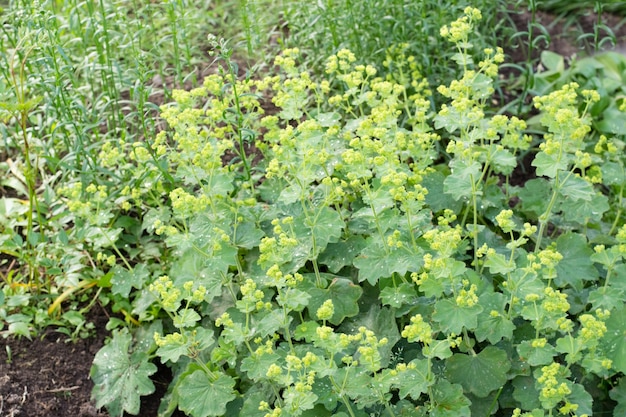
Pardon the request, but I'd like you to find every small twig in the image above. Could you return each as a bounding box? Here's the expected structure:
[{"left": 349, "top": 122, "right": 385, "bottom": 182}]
[
  {"left": 36, "top": 386, "right": 80, "bottom": 394},
  {"left": 20, "top": 386, "right": 28, "bottom": 404}
]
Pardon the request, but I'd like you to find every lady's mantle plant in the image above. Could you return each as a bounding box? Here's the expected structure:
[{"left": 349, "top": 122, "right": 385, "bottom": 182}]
[{"left": 90, "top": 8, "right": 626, "bottom": 417}]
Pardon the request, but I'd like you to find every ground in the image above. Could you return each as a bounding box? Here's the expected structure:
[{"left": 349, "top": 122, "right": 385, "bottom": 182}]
[{"left": 1, "top": 6, "right": 626, "bottom": 417}]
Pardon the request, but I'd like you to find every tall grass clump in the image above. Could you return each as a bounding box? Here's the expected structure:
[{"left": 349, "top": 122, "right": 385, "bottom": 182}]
[{"left": 0, "top": 0, "right": 281, "bottom": 337}]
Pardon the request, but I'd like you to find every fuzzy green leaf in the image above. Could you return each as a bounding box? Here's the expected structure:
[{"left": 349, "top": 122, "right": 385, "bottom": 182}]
[
  {"left": 339, "top": 305, "right": 400, "bottom": 368},
  {"left": 422, "top": 171, "right": 463, "bottom": 213},
  {"left": 178, "top": 370, "right": 237, "bottom": 417},
  {"left": 306, "top": 277, "right": 363, "bottom": 326},
  {"left": 111, "top": 264, "right": 150, "bottom": 298},
  {"left": 432, "top": 299, "right": 482, "bottom": 334},
  {"left": 600, "top": 305, "right": 626, "bottom": 374},
  {"left": 443, "top": 160, "right": 482, "bottom": 201},
  {"left": 609, "top": 377, "right": 626, "bottom": 417},
  {"left": 445, "top": 347, "right": 511, "bottom": 398},
  {"left": 518, "top": 178, "right": 551, "bottom": 218},
  {"left": 475, "top": 292, "right": 515, "bottom": 344},
  {"left": 560, "top": 193, "right": 610, "bottom": 224},
  {"left": 393, "top": 358, "right": 432, "bottom": 400},
  {"left": 232, "top": 222, "right": 265, "bottom": 249},
  {"left": 517, "top": 340, "right": 556, "bottom": 366},
  {"left": 484, "top": 252, "right": 515, "bottom": 275},
  {"left": 91, "top": 330, "right": 157, "bottom": 416},
  {"left": 318, "top": 236, "right": 367, "bottom": 273},
  {"left": 558, "top": 175, "right": 595, "bottom": 201},
  {"left": 512, "top": 375, "right": 541, "bottom": 410},
  {"left": 380, "top": 282, "right": 418, "bottom": 308},
  {"left": 156, "top": 338, "right": 190, "bottom": 364},
  {"left": 241, "top": 351, "right": 281, "bottom": 381},
  {"left": 171, "top": 250, "right": 223, "bottom": 302},
  {"left": 554, "top": 233, "right": 597, "bottom": 290},
  {"left": 430, "top": 380, "right": 471, "bottom": 417},
  {"left": 532, "top": 151, "right": 568, "bottom": 178},
  {"left": 354, "top": 239, "right": 420, "bottom": 285}
]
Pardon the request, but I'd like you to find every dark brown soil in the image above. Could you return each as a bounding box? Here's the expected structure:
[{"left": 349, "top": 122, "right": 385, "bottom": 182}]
[{"left": 0, "top": 306, "right": 110, "bottom": 417}]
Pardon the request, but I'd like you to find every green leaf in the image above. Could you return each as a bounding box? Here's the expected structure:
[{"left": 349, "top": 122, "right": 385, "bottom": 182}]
[
  {"left": 422, "top": 171, "right": 463, "bottom": 213},
  {"left": 600, "top": 161, "right": 626, "bottom": 186},
  {"left": 443, "top": 160, "right": 482, "bottom": 201},
  {"left": 484, "top": 252, "right": 515, "bottom": 275},
  {"left": 316, "top": 111, "right": 341, "bottom": 127},
  {"left": 111, "top": 264, "right": 150, "bottom": 298},
  {"left": 91, "top": 330, "right": 157, "bottom": 416},
  {"left": 178, "top": 370, "right": 237, "bottom": 417},
  {"left": 156, "top": 338, "right": 190, "bottom": 364},
  {"left": 490, "top": 147, "right": 517, "bottom": 175},
  {"left": 517, "top": 340, "right": 556, "bottom": 366},
  {"left": 475, "top": 292, "right": 515, "bottom": 344},
  {"left": 541, "top": 51, "right": 565, "bottom": 72},
  {"left": 432, "top": 299, "right": 482, "bottom": 334},
  {"left": 597, "top": 107, "right": 626, "bottom": 135},
  {"left": 554, "top": 233, "right": 597, "bottom": 290},
  {"left": 555, "top": 335, "right": 584, "bottom": 363},
  {"left": 354, "top": 238, "right": 420, "bottom": 285},
  {"left": 393, "top": 358, "right": 432, "bottom": 400},
  {"left": 588, "top": 287, "right": 626, "bottom": 311},
  {"left": 609, "top": 377, "right": 626, "bottom": 417},
  {"left": 319, "top": 235, "right": 367, "bottom": 273},
  {"left": 173, "top": 309, "right": 201, "bottom": 328},
  {"left": 600, "top": 305, "right": 626, "bottom": 374},
  {"left": 256, "top": 308, "right": 286, "bottom": 337},
  {"left": 518, "top": 179, "right": 551, "bottom": 218},
  {"left": 430, "top": 380, "right": 471, "bottom": 417},
  {"left": 171, "top": 250, "right": 224, "bottom": 302},
  {"left": 306, "top": 277, "right": 362, "bottom": 325},
  {"left": 380, "top": 282, "right": 418, "bottom": 308},
  {"left": 232, "top": 222, "right": 265, "bottom": 249},
  {"left": 558, "top": 175, "right": 594, "bottom": 201},
  {"left": 532, "top": 151, "right": 568, "bottom": 178},
  {"left": 560, "top": 192, "right": 610, "bottom": 224},
  {"left": 296, "top": 206, "right": 344, "bottom": 256},
  {"left": 241, "top": 351, "right": 281, "bottom": 381},
  {"left": 568, "top": 383, "right": 593, "bottom": 416},
  {"left": 338, "top": 305, "right": 401, "bottom": 368},
  {"left": 445, "top": 347, "right": 511, "bottom": 398},
  {"left": 512, "top": 375, "right": 541, "bottom": 410}
]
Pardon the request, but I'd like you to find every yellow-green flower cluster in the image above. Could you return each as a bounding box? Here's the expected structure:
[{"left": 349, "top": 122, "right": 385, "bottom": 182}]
[
  {"left": 98, "top": 140, "right": 126, "bottom": 168},
  {"left": 316, "top": 299, "right": 334, "bottom": 321},
  {"left": 537, "top": 362, "right": 571, "bottom": 409},
  {"left": 153, "top": 331, "right": 184, "bottom": 348},
  {"left": 423, "top": 225, "right": 463, "bottom": 257},
  {"left": 325, "top": 49, "right": 357, "bottom": 75},
  {"left": 169, "top": 188, "right": 211, "bottom": 219},
  {"left": 439, "top": 7, "right": 482, "bottom": 44},
  {"left": 258, "top": 218, "right": 300, "bottom": 270},
  {"left": 533, "top": 83, "right": 594, "bottom": 147},
  {"left": 96, "top": 252, "right": 116, "bottom": 267},
  {"left": 149, "top": 275, "right": 182, "bottom": 311},
  {"left": 402, "top": 314, "right": 433, "bottom": 345},
  {"left": 578, "top": 312, "right": 608, "bottom": 343},
  {"left": 495, "top": 209, "right": 515, "bottom": 233},
  {"left": 237, "top": 278, "right": 269, "bottom": 313},
  {"left": 455, "top": 281, "right": 479, "bottom": 307},
  {"left": 488, "top": 115, "right": 531, "bottom": 152}
]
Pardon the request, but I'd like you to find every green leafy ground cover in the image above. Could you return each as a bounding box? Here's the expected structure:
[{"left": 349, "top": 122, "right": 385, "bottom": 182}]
[{"left": 2, "top": 1, "right": 626, "bottom": 416}]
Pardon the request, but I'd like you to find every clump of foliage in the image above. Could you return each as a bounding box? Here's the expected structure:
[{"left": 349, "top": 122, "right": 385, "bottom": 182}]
[{"left": 89, "top": 8, "right": 626, "bottom": 417}]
